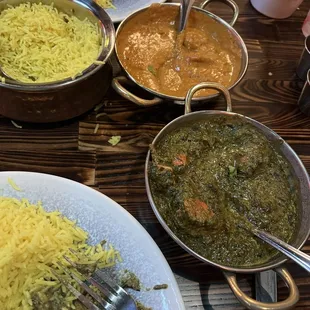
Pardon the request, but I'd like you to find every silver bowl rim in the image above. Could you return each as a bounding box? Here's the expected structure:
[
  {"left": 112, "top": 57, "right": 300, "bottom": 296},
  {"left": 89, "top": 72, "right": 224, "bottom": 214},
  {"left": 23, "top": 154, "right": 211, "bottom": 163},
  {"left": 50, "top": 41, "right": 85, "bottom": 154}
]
[
  {"left": 0, "top": 0, "right": 115, "bottom": 91},
  {"left": 114, "top": 2, "right": 249, "bottom": 102},
  {"left": 145, "top": 110, "right": 310, "bottom": 273}
]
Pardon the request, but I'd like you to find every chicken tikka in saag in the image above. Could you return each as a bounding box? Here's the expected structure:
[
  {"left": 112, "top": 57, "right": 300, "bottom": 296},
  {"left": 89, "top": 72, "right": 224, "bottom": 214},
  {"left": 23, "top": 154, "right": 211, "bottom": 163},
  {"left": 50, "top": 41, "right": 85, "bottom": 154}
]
[{"left": 149, "top": 115, "right": 298, "bottom": 267}]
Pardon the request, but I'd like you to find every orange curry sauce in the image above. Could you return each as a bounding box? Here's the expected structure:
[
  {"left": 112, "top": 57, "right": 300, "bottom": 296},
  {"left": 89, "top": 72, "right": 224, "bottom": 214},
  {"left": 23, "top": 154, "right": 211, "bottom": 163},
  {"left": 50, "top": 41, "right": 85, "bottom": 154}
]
[{"left": 116, "top": 4, "right": 242, "bottom": 98}]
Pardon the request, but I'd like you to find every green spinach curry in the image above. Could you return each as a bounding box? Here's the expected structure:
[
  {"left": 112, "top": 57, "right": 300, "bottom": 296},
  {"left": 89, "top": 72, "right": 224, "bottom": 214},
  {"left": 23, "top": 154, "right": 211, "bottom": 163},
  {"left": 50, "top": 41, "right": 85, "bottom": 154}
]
[{"left": 149, "top": 115, "right": 298, "bottom": 267}]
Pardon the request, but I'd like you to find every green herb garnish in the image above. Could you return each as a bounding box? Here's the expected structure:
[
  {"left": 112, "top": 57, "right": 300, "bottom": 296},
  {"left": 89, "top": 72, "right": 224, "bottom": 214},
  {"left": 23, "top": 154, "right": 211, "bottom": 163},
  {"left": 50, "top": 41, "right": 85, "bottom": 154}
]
[
  {"left": 228, "top": 165, "right": 237, "bottom": 177},
  {"left": 147, "top": 65, "right": 156, "bottom": 76},
  {"left": 108, "top": 135, "right": 121, "bottom": 146}
]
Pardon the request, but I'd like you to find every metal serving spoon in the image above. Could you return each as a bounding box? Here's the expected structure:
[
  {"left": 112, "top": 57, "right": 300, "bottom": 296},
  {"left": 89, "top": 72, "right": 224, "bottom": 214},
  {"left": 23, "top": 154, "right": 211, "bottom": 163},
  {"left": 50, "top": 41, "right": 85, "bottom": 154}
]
[
  {"left": 0, "top": 67, "right": 18, "bottom": 83},
  {"left": 179, "top": 0, "right": 195, "bottom": 32},
  {"left": 246, "top": 225, "right": 310, "bottom": 272},
  {"left": 0, "top": 67, "right": 10, "bottom": 79}
]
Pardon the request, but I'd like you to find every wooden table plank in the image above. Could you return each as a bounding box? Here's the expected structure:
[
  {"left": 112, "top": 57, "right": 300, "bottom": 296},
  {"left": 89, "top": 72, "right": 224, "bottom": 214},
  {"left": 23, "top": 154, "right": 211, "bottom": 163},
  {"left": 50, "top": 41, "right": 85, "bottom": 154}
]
[
  {"left": 245, "top": 40, "right": 304, "bottom": 60},
  {"left": 0, "top": 150, "right": 96, "bottom": 185},
  {"left": 200, "top": 0, "right": 309, "bottom": 17},
  {"left": 79, "top": 121, "right": 161, "bottom": 152},
  {"left": 232, "top": 16, "right": 305, "bottom": 43},
  {"left": 231, "top": 79, "right": 304, "bottom": 104},
  {"left": 80, "top": 95, "right": 310, "bottom": 129},
  {"left": 0, "top": 118, "right": 79, "bottom": 150},
  {"left": 96, "top": 152, "right": 146, "bottom": 185},
  {"left": 176, "top": 275, "right": 253, "bottom": 310}
]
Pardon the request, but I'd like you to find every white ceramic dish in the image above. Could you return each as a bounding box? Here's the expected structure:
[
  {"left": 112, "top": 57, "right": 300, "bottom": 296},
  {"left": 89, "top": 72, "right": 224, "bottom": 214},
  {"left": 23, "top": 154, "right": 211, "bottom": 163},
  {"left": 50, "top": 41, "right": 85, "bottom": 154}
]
[
  {"left": 250, "top": 0, "right": 303, "bottom": 19},
  {"left": 105, "top": 0, "right": 165, "bottom": 23},
  {"left": 0, "top": 171, "right": 185, "bottom": 310}
]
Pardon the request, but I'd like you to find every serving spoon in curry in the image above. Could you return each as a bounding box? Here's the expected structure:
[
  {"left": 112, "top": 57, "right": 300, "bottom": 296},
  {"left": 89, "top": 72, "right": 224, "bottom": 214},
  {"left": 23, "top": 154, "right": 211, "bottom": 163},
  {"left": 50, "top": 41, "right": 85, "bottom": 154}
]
[
  {"left": 242, "top": 223, "right": 310, "bottom": 272},
  {"left": 179, "top": 0, "right": 195, "bottom": 32}
]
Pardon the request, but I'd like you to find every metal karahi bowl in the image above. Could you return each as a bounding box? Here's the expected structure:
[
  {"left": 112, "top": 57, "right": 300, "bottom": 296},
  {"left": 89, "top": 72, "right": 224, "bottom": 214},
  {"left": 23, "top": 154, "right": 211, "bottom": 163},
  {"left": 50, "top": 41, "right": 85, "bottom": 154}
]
[
  {"left": 145, "top": 82, "right": 310, "bottom": 309},
  {"left": 112, "top": 0, "right": 248, "bottom": 107},
  {"left": 0, "top": 0, "right": 115, "bottom": 123}
]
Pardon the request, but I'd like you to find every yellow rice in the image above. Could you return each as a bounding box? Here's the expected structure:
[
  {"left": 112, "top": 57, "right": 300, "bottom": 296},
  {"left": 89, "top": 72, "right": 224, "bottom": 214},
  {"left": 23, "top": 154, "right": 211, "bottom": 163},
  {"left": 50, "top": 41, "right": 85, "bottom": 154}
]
[
  {"left": 0, "top": 197, "right": 119, "bottom": 309},
  {"left": 95, "top": 0, "right": 116, "bottom": 9},
  {"left": 0, "top": 2, "right": 102, "bottom": 83},
  {"left": 7, "top": 177, "right": 22, "bottom": 191}
]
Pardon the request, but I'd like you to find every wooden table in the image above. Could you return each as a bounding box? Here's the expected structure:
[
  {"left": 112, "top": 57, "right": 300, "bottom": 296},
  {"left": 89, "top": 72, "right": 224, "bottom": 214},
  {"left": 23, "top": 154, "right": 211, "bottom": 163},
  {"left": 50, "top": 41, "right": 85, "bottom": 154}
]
[{"left": 1, "top": 0, "right": 309, "bottom": 308}]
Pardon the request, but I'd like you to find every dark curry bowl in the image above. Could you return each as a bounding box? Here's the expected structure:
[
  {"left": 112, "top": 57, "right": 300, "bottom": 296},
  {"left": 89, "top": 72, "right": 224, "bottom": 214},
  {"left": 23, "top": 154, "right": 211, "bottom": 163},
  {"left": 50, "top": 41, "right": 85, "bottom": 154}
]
[
  {"left": 0, "top": 0, "right": 115, "bottom": 123},
  {"left": 145, "top": 82, "right": 310, "bottom": 310},
  {"left": 112, "top": 0, "right": 248, "bottom": 107}
]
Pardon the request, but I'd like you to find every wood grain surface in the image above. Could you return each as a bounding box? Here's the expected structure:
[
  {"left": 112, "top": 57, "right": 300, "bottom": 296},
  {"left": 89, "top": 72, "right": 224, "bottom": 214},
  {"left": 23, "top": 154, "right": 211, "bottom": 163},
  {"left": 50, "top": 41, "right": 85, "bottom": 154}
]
[{"left": 0, "top": 0, "right": 309, "bottom": 309}]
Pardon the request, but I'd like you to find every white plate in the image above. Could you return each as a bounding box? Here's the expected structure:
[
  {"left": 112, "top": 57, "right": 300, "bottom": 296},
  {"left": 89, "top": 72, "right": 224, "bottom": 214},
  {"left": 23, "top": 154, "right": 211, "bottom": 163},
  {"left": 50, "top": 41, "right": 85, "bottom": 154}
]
[
  {"left": 0, "top": 171, "right": 185, "bottom": 310},
  {"left": 105, "top": 0, "right": 166, "bottom": 23}
]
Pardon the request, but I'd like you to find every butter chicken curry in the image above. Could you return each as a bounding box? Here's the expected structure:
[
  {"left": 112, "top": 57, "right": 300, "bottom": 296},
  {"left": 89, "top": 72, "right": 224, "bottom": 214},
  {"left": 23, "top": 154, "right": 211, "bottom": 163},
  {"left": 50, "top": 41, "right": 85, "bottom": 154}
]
[{"left": 116, "top": 4, "right": 242, "bottom": 97}]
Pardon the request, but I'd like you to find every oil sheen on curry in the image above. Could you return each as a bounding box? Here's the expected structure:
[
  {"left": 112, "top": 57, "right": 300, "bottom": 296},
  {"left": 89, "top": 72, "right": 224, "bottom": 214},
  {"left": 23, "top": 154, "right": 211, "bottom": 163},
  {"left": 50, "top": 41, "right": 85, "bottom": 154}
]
[
  {"left": 116, "top": 4, "right": 242, "bottom": 98},
  {"left": 149, "top": 115, "right": 298, "bottom": 267}
]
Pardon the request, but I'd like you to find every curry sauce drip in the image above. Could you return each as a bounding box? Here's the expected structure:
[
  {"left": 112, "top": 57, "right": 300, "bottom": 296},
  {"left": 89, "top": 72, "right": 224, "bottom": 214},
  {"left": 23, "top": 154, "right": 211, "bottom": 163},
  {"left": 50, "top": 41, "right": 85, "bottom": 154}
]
[
  {"left": 116, "top": 4, "right": 242, "bottom": 97},
  {"left": 149, "top": 116, "right": 298, "bottom": 267}
]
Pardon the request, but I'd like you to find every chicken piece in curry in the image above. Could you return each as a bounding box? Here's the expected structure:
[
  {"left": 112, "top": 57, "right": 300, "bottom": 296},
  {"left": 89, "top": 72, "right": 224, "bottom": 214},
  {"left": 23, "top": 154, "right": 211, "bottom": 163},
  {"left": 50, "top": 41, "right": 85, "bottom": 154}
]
[
  {"left": 149, "top": 115, "right": 298, "bottom": 267},
  {"left": 116, "top": 4, "right": 242, "bottom": 98}
]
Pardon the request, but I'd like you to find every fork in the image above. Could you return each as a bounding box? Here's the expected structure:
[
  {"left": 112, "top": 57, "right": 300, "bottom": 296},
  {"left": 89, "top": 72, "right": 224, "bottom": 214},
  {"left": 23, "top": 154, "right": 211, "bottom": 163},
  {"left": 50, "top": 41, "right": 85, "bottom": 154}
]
[{"left": 52, "top": 258, "right": 137, "bottom": 310}]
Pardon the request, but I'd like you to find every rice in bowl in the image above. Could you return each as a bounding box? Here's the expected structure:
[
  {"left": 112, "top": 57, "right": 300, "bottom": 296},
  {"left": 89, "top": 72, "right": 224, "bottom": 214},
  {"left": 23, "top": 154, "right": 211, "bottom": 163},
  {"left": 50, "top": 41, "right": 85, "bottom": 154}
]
[{"left": 0, "top": 2, "right": 102, "bottom": 83}]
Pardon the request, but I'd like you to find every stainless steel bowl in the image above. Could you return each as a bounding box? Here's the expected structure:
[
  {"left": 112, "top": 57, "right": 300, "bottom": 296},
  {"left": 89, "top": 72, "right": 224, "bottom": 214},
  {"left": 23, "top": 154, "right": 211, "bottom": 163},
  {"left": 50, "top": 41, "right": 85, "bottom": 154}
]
[
  {"left": 112, "top": 0, "right": 248, "bottom": 107},
  {"left": 145, "top": 82, "right": 310, "bottom": 309},
  {"left": 0, "top": 0, "right": 115, "bottom": 122}
]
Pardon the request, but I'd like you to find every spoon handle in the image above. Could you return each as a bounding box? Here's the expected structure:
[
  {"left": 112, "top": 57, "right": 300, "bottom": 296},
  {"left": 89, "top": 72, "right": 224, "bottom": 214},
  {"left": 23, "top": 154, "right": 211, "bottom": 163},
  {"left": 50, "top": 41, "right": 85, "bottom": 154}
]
[
  {"left": 254, "top": 229, "right": 310, "bottom": 273},
  {"left": 179, "top": 0, "right": 195, "bottom": 32}
]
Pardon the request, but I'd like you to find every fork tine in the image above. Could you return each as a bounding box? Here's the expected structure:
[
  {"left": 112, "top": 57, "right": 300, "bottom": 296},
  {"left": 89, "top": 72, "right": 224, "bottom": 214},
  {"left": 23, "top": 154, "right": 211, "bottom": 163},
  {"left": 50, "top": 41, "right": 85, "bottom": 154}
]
[
  {"left": 51, "top": 269, "right": 100, "bottom": 310},
  {"left": 57, "top": 262, "right": 116, "bottom": 310},
  {"left": 66, "top": 249, "right": 123, "bottom": 296},
  {"left": 64, "top": 253, "right": 136, "bottom": 310},
  {"left": 63, "top": 255, "right": 78, "bottom": 268},
  {"left": 88, "top": 276, "right": 119, "bottom": 304},
  {"left": 92, "top": 270, "right": 138, "bottom": 310},
  {"left": 63, "top": 256, "right": 118, "bottom": 305},
  {"left": 88, "top": 270, "right": 131, "bottom": 306},
  {"left": 95, "top": 269, "right": 128, "bottom": 297}
]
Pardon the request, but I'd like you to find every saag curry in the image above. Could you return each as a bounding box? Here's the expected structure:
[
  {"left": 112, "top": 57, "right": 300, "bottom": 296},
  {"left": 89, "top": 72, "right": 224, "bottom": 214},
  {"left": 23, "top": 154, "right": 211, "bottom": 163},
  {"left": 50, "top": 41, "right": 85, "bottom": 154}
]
[{"left": 149, "top": 115, "right": 298, "bottom": 267}]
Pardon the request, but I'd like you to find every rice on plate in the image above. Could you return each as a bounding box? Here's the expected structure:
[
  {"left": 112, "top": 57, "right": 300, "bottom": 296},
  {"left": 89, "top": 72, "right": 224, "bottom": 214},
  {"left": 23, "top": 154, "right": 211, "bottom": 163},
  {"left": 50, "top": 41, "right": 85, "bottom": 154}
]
[
  {"left": 95, "top": 0, "right": 116, "bottom": 9},
  {"left": 0, "top": 173, "right": 185, "bottom": 310},
  {"left": 0, "top": 196, "right": 119, "bottom": 309}
]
